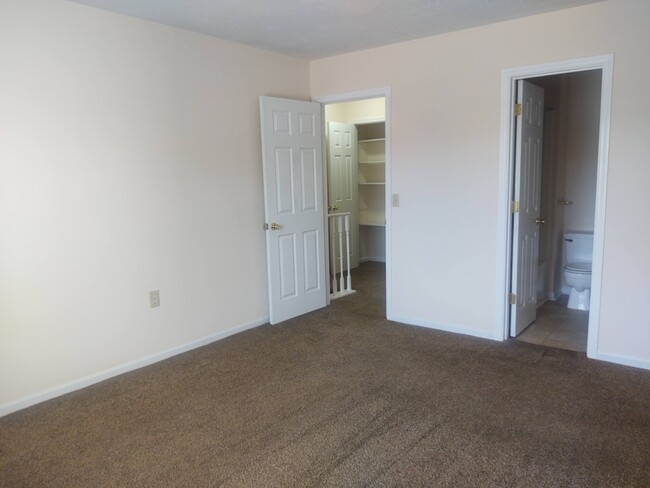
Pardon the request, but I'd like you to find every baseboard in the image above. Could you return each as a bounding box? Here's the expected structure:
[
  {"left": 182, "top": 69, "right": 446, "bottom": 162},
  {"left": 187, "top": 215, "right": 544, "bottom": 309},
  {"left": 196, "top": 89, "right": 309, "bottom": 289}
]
[
  {"left": 588, "top": 350, "right": 650, "bottom": 371},
  {"left": 389, "top": 314, "right": 495, "bottom": 341},
  {"left": 0, "top": 316, "right": 269, "bottom": 418},
  {"left": 360, "top": 256, "right": 386, "bottom": 263}
]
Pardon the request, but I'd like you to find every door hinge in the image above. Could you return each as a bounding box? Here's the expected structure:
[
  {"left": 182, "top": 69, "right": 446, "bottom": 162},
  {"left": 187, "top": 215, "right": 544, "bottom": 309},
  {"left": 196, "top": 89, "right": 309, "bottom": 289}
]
[
  {"left": 514, "top": 103, "right": 522, "bottom": 117},
  {"left": 511, "top": 201, "right": 519, "bottom": 213},
  {"left": 509, "top": 293, "right": 516, "bottom": 305}
]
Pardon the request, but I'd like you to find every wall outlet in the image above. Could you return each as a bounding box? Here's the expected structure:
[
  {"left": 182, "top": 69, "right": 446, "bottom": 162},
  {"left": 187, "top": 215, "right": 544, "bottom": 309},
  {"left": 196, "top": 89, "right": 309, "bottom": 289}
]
[
  {"left": 149, "top": 289, "right": 160, "bottom": 308},
  {"left": 392, "top": 193, "right": 400, "bottom": 207}
]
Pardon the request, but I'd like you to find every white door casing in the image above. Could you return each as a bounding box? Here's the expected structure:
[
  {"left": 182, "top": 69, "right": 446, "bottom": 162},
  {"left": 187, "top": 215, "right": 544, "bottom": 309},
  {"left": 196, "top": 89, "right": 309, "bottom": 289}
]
[
  {"left": 511, "top": 80, "right": 544, "bottom": 336},
  {"left": 259, "top": 96, "right": 327, "bottom": 324},
  {"left": 327, "top": 122, "right": 359, "bottom": 269}
]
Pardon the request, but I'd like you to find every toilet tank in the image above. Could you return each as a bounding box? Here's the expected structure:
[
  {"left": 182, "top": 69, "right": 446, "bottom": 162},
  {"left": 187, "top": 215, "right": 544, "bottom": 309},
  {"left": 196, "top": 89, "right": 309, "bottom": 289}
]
[{"left": 564, "top": 232, "right": 594, "bottom": 263}]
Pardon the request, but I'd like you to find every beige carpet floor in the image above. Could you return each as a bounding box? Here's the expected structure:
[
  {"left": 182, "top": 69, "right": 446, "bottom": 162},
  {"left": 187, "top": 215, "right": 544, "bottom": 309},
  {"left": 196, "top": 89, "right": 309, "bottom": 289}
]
[{"left": 1, "top": 262, "right": 649, "bottom": 487}]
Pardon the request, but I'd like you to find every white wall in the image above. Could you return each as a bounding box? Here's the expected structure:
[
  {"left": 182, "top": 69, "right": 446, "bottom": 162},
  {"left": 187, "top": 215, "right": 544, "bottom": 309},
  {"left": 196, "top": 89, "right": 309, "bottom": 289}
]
[
  {"left": 310, "top": 0, "right": 650, "bottom": 365},
  {"left": 0, "top": 0, "right": 310, "bottom": 412},
  {"left": 325, "top": 98, "right": 386, "bottom": 125},
  {"left": 563, "top": 70, "right": 602, "bottom": 233}
]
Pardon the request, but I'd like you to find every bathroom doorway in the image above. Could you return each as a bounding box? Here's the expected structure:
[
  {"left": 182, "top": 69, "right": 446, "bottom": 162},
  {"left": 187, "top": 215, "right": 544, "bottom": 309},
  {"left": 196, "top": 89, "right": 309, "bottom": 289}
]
[
  {"left": 514, "top": 71, "right": 601, "bottom": 352},
  {"left": 500, "top": 56, "right": 613, "bottom": 356}
]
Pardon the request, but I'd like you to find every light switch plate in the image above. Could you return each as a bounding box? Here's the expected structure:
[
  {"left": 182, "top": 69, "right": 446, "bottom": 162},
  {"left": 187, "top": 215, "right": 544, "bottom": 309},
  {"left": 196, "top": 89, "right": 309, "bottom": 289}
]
[
  {"left": 392, "top": 194, "right": 400, "bottom": 207},
  {"left": 149, "top": 289, "right": 160, "bottom": 308}
]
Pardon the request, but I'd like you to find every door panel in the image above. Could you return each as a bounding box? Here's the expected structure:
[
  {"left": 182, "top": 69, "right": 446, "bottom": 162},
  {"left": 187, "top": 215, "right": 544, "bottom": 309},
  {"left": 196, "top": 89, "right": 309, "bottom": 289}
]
[
  {"left": 328, "top": 122, "right": 358, "bottom": 269},
  {"left": 279, "top": 234, "right": 297, "bottom": 299},
  {"left": 260, "top": 96, "right": 327, "bottom": 324},
  {"left": 300, "top": 148, "right": 318, "bottom": 211},
  {"left": 275, "top": 148, "right": 294, "bottom": 214},
  {"left": 303, "top": 230, "right": 320, "bottom": 292},
  {"left": 511, "top": 80, "right": 544, "bottom": 337}
]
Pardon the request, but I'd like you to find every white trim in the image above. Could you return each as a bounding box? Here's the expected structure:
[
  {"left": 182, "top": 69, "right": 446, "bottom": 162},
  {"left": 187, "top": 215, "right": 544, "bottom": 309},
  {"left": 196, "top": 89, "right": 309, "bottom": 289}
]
[
  {"left": 586, "top": 57, "right": 613, "bottom": 361},
  {"left": 314, "top": 87, "right": 389, "bottom": 105},
  {"left": 350, "top": 117, "right": 385, "bottom": 126},
  {"left": 589, "top": 351, "right": 650, "bottom": 372},
  {"left": 496, "top": 55, "right": 614, "bottom": 359},
  {"left": 360, "top": 256, "right": 386, "bottom": 263},
  {"left": 391, "top": 315, "right": 496, "bottom": 341},
  {"left": 0, "top": 316, "right": 268, "bottom": 417},
  {"left": 319, "top": 105, "right": 332, "bottom": 307},
  {"left": 313, "top": 87, "right": 393, "bottom": 320}
]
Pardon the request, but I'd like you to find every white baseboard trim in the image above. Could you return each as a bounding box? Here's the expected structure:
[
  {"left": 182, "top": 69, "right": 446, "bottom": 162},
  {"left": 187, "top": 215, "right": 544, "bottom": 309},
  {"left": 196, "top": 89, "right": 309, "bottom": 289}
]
[
  {"left": 391, "top": 316, "right": 650, "bottom": 370},
  {"left": 588, "top": 350, "right": 650, "bottom": 371},
  {"left": 360, "top": 256, "right": 386, "bottom": 263},
  {"left": 390, "top": 314, "right": 495, "bottom": 341},
  {"left": 0, "top": 316, "right": 269, "bottom": 418}
]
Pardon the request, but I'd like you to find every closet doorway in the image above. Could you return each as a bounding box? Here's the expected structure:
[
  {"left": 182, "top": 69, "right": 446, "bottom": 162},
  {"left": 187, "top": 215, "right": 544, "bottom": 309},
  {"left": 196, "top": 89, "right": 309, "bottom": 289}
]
[
  {"left": 315, "top": 91, "right": 391, "bottom": 316},
  {"left": 512, "top": 70, "right": 602, "bottom": 353}
]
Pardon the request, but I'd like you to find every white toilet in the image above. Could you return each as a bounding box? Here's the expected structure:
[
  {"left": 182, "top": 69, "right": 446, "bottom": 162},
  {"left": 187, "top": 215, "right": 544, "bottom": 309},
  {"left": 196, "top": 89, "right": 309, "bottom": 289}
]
[{"left": 563, "top": 232, "right": 593, "bottom": 311}]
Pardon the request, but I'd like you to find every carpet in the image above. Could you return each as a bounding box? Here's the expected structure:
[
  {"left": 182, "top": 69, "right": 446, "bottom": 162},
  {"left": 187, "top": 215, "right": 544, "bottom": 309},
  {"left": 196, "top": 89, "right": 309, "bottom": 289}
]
[{"left": 1, "top": 263, "right": 649, "bottom": 487}]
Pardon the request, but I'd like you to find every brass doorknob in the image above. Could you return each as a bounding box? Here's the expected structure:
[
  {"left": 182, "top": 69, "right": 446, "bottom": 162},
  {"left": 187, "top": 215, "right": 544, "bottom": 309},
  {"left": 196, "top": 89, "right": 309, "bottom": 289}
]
[
  {"left": 535, "top": 218, "right": 546, "bottom": 225},
  {"left": 270, "top": 223, "right": 280, "bottom": 230},
  {"left": 328, "top": 204, "right": 339, "bottom": 212}
]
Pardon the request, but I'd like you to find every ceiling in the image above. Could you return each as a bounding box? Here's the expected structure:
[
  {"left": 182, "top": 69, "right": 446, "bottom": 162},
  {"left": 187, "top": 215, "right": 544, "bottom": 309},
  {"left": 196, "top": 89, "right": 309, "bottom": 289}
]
[{"left": 69, "top": 0, "right": 604, "bottom": 59}]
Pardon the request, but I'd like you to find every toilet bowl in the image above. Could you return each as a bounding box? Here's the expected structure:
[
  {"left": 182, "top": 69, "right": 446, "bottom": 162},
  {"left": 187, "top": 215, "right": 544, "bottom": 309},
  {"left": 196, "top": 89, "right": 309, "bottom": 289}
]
[
  {"left": 564, "top": 262, "right": 591, "bottom": 310},
  {"left": 563, "top": 232, "right": 593, "bottom": 311}
]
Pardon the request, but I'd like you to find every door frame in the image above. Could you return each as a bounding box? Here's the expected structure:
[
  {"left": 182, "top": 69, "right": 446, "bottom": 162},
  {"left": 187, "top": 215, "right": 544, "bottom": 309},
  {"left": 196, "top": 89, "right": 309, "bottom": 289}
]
[
  {"left": 496, "top": 54, "right": 614, "bottom": 361},
  {"left": 312, "top": 87, "right": 392, "bottom": 318}
]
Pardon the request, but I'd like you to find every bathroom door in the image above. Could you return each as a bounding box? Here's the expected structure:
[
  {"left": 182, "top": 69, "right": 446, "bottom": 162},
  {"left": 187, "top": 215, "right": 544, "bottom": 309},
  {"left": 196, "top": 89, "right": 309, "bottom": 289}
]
[{"left": 510, "top": 80, "right": 545, "bottom": 336}]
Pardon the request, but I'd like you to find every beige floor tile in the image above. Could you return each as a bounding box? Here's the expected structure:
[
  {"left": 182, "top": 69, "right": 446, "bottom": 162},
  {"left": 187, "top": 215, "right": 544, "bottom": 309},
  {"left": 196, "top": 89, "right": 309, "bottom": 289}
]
[{"left": 516, "top": 296, "right": 588, "bottom": 352}]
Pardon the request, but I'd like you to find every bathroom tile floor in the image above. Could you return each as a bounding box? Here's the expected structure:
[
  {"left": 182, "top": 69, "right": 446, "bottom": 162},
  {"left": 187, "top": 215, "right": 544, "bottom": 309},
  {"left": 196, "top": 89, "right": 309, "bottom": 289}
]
[{"left": 516, "top": 295, "right": 589, "bottom": 352}]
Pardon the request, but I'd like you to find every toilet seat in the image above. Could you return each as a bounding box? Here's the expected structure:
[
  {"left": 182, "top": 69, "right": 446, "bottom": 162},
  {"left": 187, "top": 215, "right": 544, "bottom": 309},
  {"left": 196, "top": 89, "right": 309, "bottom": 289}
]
[{"left": 564, "top": 262, "right": 592, "bottom": 274}]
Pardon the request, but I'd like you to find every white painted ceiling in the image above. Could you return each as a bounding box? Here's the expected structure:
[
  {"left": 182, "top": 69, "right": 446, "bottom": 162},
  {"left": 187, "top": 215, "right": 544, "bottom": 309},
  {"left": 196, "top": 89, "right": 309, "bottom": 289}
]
[{"left": 69, "top": 0, "right": 604, "bottom": 59}]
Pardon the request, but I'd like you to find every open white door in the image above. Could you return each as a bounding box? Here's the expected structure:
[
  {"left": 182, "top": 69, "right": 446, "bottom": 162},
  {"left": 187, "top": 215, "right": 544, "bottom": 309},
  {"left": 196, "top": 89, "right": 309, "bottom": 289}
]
[
  {"left": 327, "top": 122, "right": 359, "bottom": 269},
  {"left": 511, "top": 80, "right": 544, "bottom": 336},
  {"left": 259, "top": 96, "right": 327, "bottom": 325}
]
